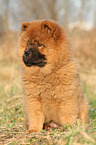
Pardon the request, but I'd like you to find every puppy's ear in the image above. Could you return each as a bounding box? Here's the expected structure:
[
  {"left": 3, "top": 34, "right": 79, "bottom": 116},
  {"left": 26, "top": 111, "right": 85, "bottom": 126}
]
[
  {"left": 41, "top": 20, "right": 60, "bottom": 39},
  {"left": 41, "top": 20, "right": 52, "bottom": 34},
  {"left": 22, "top": 22, "right": 29, "bottom": 31}
]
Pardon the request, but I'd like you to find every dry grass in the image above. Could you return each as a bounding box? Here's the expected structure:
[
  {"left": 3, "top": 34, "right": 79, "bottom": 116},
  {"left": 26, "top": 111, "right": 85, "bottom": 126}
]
[
  {"left": 70, "top": 28, "right": 96, "bottom": 70},
  {"left": 0, "top": 30, "right": 96, "bottom": 144}
]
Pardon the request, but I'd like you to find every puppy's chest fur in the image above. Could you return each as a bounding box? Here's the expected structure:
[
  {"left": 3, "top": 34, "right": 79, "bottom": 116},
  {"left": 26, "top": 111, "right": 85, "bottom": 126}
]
[
  {"left": 24, "top": 73, "right": 60, "bottom": 98},
  {"left": 23, "top": 67, "right": 78, "bottom": 101}
]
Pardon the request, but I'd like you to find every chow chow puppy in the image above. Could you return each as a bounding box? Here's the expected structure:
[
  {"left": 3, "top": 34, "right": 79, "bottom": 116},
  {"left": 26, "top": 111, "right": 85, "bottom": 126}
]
[{"left": 18, "top": 20, "right": 89, "bottom": 133}]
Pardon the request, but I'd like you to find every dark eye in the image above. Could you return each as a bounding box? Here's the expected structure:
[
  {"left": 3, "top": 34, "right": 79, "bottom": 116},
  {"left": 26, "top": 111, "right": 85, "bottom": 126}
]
[{"left": 37, "top": 43, "right": 43, "bottom": 49}]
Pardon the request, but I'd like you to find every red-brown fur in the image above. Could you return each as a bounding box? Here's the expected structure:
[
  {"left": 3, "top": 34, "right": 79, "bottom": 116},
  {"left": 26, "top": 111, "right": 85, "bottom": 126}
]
[{"left": 18, "top": 20, "right": 89, "bottom": 132}]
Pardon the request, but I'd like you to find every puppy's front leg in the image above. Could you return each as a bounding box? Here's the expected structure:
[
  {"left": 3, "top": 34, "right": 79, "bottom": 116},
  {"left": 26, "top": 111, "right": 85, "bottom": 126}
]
[
  {"left": 58, "top": 101, "right": 79, "bottom": 125},
  {"left": 24, "top": 98, "right": 44, "bottom": 133}
]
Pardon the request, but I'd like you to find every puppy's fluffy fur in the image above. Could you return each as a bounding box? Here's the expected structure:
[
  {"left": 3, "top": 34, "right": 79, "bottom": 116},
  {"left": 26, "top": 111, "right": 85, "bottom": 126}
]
[{"left": 18, "top": 20, "right": 89, "bottom": 132}]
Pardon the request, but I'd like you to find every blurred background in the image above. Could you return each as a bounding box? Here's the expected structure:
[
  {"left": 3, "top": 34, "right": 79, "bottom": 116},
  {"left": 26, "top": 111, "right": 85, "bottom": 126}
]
[{"left": 0, "top": 0, "right": 96, "bottom": 95}]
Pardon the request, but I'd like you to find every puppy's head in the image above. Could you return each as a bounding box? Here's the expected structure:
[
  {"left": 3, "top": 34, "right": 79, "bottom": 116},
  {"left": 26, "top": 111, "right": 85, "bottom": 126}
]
[{"left": 18, "top": 20, "right": 71, "bottom": 74}]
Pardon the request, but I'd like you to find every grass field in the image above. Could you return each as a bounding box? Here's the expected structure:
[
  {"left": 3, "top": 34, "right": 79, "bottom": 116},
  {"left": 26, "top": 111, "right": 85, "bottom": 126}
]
[{"left": 0, "top": 33, "right": 96, "bottom": 144}]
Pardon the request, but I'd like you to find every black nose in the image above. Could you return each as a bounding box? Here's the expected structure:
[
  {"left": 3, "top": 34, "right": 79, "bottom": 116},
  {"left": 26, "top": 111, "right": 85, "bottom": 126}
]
[{"left": 24, "top": 49, "right": 31, "bottom": 57}]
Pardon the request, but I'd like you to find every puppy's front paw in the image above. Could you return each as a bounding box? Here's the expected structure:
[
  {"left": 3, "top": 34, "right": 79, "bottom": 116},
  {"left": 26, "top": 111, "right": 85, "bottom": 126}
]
[{"left": 27, "top": 127, "right": 42, "bottom": 133}]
